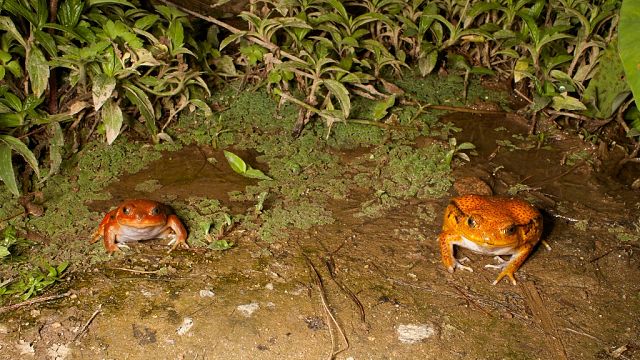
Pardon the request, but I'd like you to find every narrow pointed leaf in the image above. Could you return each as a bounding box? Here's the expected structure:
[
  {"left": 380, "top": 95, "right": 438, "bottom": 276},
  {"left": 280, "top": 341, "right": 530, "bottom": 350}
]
[
  {"left": 92, "top": 73, "right": 116, "bottom": 110},
  {"left": 0, "top": 142, "right": 19, "bottom": 196},
  {"left": 26, "top": 45, "right": 49, "bottom": 98},
  {"left": 122, "top": 82, "right": 157, "bottom": 136},
  {"left": 223, "top": 150, "right": 247, "bottom": 174},
  {"left": 0, "top": 135, "right": 40, "bottom": 178},
  {"left": 102, "top": 99, "right": 123, "bottom": 144},
  {"left": 322, "top": 79, "right": 351, "bottom": 119}
]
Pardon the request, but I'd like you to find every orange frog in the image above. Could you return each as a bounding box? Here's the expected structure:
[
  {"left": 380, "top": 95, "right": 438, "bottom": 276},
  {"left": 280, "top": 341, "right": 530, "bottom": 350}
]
[
  {"left": 438, "top": 194, "right": 543, "bottom": 285},
  {"left": 91, "top": 199, "right": 188, "bottom": 254}
]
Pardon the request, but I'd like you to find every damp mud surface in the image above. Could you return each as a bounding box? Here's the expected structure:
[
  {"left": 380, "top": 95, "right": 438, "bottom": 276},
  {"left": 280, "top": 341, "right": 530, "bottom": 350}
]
[{"left": 1, "top": 85, "right": 639, "bottom": 359}]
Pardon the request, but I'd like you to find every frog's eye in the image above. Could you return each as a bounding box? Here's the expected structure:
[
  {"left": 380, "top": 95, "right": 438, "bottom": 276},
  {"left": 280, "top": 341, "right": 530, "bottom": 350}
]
[
  {"left": 503, "top": 225, "right": 516, "bottom": 236},
  {"left": 466, "top": 216, "right": 477, "bottom": 228},
  {"left": 149, "top": 207, "right": 160, "bottom": 216},
  {"left": 122, "top": 207, "right": 131, "bottom": 215}
]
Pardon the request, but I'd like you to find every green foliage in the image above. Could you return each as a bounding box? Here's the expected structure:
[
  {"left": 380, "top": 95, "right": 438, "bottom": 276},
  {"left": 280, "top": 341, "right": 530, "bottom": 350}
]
[
  {"left": 619, "top": 0, "right": 640, "bottom": 132},
  {"left": 0, "top": 225, "right": 24, "bottom": 259},
  {"left": 217, "top": 0, "right": 622, "bottom": 136},
  {"left": 0, "top": 0, "right": 210, "bottom": 195},
  {"left": 1, "top": 261, "right": 68, "bottom": 302}
]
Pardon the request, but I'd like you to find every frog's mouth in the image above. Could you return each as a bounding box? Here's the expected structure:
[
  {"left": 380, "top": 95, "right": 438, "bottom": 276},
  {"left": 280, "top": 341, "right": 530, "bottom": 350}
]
[
  {"left": 458, "top": 236, "right": 516, "bottom": 256},
  {"left": 118, "top": 219, "right": 166, "bottom": 228}
]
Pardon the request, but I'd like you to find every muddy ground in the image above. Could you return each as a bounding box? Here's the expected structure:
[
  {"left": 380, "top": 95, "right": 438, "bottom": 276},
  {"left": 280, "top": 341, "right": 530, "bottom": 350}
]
[{"left": 0, "top": 81, "right": 639, "bottom": 359}]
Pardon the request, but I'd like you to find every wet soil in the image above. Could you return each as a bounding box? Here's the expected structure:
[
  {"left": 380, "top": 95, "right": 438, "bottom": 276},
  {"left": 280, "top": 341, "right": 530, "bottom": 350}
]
[{"left": 1, "top": 113, "right": 639, "bottom": 360}]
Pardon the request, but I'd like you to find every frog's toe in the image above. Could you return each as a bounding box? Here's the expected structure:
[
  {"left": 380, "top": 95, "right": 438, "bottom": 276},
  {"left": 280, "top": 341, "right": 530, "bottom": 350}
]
[
  {"left": 455, "top": 261, "right": 474, "bottom": 273},
  {"left": 492, "top": 272, "right": 517, "bottom": 286},
  {"left": 485, "top": 256, "right": 508, "bottom": 270}
]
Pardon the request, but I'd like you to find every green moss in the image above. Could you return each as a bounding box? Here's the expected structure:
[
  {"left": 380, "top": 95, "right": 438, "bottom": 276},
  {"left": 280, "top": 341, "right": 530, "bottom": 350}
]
[
  {"left": 326, "top": 122, "right": 387, "bottom": 149},
  {"left": 257, "top": 200, "right": 334, "bottom": 242},
  {"left": 376, "top": 144, "right": 453, "bottom": 199},
  {"left": 172, "top": 197, "right": 234, "bottom": 247},
  {"left": 135, "top": 179, "right": 162, "bottom": 193}
]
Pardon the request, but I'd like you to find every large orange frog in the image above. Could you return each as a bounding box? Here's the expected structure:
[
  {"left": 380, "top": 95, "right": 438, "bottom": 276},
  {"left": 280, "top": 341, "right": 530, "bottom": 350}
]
[
  {"left": 438, "top": 194, "right": 543, "bottom": 285},
  {"left": 91, "top": 199, "right": 188, "bottom": 254}
]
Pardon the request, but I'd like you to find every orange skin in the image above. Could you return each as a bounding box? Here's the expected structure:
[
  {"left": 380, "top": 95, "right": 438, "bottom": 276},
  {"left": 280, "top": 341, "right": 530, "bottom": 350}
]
[
  {"left": 438, "top": 194, "right": 543, "bottom": 285},
  {"left": 91, "top": 199, "right": 188, "bottom": 254}
]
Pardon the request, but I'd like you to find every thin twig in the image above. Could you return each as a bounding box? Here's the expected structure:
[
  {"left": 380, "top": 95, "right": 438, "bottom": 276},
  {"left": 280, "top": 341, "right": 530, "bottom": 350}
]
[
  {"left": 302, "top": 254, "right": 349, "bottom": 360},
  {"left": 324, "top": 257, "right": 366, "bottom": 324},
  {"left": 157, "top": 0, "right": 306, "bottom": 64},
  {"left": 0, "top": 291, "right": 72, "bottom": 315},
  {"left": 109, "top": 267, "right": 164, "bottom": 274},
  {"left": 74, "top": 305, "right": 102, "bottom": 341}
]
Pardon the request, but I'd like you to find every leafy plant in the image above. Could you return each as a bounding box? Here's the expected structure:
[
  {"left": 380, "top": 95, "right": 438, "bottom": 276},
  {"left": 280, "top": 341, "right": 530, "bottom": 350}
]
[
  {"left": 444, "top": 137, "right": 475, "bottom": 165},
  {"left": 1, "top": 261, "right": 69, "bottom": 301},
  {"left": 0, "top": 225, "right": 23, "bottom": 259},
  {"left": 224, "top": 150, "right": 273, "bottom": 180}
]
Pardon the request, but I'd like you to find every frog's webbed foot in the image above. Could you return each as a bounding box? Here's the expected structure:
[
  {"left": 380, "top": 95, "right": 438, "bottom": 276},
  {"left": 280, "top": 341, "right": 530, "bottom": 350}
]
[
  {"left": 454, "top": 257, "right": 474, "bottom": 272},
  {"left": 166, "top": 235, "right": 189, "bottom": 253}
]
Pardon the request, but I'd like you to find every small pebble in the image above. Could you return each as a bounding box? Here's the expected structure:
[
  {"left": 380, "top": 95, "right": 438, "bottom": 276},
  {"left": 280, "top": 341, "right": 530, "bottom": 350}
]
[
  {"left": 237, "top": 302, "right": 260, "bottom": 317},
  {"left": 199, "top": 289, "right": 215, "bottom": 298},
  {"left": 176, "top": 317, "right": 193, "bottom": 336},
  {"left": 397, "top": 324, "right": 436, "bottom": 344}
]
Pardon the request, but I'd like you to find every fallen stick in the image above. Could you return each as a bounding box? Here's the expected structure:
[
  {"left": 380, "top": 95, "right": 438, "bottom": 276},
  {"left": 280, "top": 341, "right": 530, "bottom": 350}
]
[
  {"left": 0, "top": 291, "right": 72, "bottom": 315},
  {"left": 74, "top": 305, "right": 102, "bottom": 341}
]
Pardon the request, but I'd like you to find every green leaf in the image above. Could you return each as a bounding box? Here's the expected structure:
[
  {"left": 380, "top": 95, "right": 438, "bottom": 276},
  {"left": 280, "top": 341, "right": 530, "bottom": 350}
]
[
  {"left": 134, "top": 14, "right": 159, "bottom": 30},
  {"left": 122, "top": 82, "right": 157, "bottom": 136},
  {"left": 46, "top": 122, "right": 63, "bottom": 179},
  {"left": 371, "top": 95, "right": 396, "bottom": 121},
  {"left": 244, "top": 168, "right": 273, "bottom": 181},
  {"left": 220, "top": 32, "right": 247, "bottom": 51},
  {"left": 322, "top": 79, "right": 351, "bottom": 119},
  {"left": 0, "top": 135, "right": 40, "bottom": 178},
  {"left": 91, "top": 73, "right": 116, "bottom": 111},
  {"left": 583, "top": 41, "right": 630, "bottom": 119},
  {"left": 0, "top": 142, "right": 18, "bottom": 196},
  {"left": 551, "top": 95, "right": 587, "bottom": 111},
  {"left": 169, "top": 20, "right": 184, "bottom": 50},
  {"left": 223, "top": 150, "right": 247, "bottom": 174},
  {"left": 58, "top": 0, "right": 84, "bottom": 27},
  {"left": 620, "top": 0, "right": 640, "bottom": 114},
  {"left": 3, "top": 91, "right": 23, "bottom": 112},
  {"left": 208, "top": 239, "right": 234, "bottom": 251},
  {"left": 456, "top": 142, "right": 476, "bottom": 150},
  {"left": 88, "top": 0, "right": 135, "bottom": 7},
  {"left": 26, "top": 45, "right": 49, "bottom": 98},
  {"left": 418, "top": 45, "right": 438, "bottom": 76},
  {"left": 101, "top": 99, "right": 123, "bottom": 144},
  {"left": 0, "top": 16, "right": 27, "bottom": 48},
  {"left": 34, "top": 30, "right": 57, "bottom": 57}
]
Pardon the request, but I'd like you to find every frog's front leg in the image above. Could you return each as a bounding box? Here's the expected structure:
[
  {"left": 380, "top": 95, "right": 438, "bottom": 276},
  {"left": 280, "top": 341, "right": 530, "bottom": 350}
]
[
  {"left": 103, "top": 225, "right": 120, "bottom": 254},
  {"left": 439, "top": 231, "right": 474, "bottom": 273},
  {"left": 165, "top": 215, "right": 188, "bottom": 252},
  {"left": 490, "top": 244, "right": 535, "bottom": 286}
]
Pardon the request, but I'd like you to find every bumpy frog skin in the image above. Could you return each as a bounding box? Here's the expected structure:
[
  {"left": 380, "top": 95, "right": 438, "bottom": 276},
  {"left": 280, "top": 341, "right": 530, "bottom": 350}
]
[
  {"left": 438, "top": 194, "right": 543, "bottom": 285},
  {"left": 91, "top": 199, "right": 188, "bottom": 254}
]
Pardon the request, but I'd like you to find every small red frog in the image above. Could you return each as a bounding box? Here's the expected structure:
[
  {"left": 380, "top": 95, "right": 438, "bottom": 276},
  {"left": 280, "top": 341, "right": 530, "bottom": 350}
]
[
  {"left": 91, "top": 199, "right": 188, "bottom": 254},
  {"left": 438, "top": 194, "right": 543, "bottom": 285}
]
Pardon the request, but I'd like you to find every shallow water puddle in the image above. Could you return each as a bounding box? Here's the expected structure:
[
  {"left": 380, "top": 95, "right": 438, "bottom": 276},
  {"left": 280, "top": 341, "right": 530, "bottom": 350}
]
[
  {"left": 445, "top": 112, "right": 638, "bottom": 221},
  {"left": 90, "top": 146, "right": 257, "bottom": 212}
]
